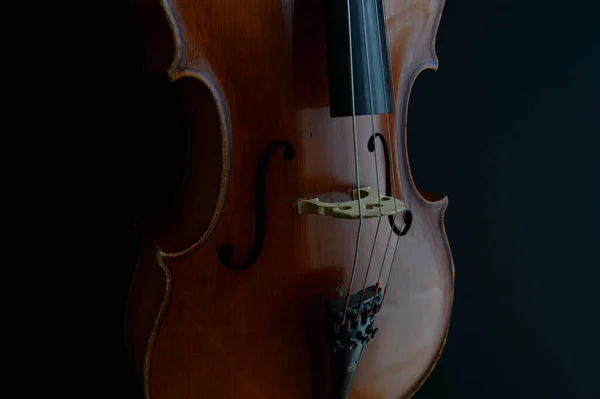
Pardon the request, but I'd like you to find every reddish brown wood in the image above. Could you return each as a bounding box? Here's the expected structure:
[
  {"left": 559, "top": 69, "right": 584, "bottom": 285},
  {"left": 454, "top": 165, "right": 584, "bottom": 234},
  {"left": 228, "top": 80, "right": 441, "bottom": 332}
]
[{"left": 126, "top": 0, "right": 455, "bottom": 398}]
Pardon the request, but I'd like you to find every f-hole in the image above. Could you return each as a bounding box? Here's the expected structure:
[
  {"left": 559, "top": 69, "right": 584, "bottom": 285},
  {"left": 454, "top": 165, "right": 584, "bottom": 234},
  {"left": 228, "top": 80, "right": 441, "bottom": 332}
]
[
  {"left": 367, "top": 133, "right": 412, "bottom": 236},
  {"left": 217, "top": 141, "right": 296, "bottom": 271}
]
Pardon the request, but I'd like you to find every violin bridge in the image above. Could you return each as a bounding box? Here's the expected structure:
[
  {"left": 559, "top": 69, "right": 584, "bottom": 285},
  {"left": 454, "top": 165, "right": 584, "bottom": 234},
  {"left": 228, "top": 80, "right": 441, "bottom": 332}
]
[{"left": 295, "top": 187, "right": 405, "bottom": 219}]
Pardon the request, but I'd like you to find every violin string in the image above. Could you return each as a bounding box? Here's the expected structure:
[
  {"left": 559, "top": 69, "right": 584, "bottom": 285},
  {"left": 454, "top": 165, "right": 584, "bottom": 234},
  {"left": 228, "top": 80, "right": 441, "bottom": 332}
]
[
  {"left": 374, "top": 0, "right": 407, "bottom": 301},
  {"left": 341, "top": 0, "right": 365, "bottom": 325},
  {"left": 384, "top": 226, "right": 403, "bottom": 297},
  {"left": 357, "top": 0, "right": 385, "bottom": 315},
  {"left": 385, "top": 178, "right": 410, "bottom": 301}
]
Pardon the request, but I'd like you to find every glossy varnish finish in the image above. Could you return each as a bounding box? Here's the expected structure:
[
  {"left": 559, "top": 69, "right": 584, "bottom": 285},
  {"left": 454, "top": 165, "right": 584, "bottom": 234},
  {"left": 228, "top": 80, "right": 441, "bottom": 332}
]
[{"left": 126, "top": 0, "right": 454, "bottom": 398}]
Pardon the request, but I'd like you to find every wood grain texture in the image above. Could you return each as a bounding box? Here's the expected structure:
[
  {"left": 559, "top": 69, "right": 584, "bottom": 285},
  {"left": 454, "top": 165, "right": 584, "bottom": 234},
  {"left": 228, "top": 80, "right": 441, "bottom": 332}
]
[{"left": 125, "top": 0, "right": 454, "bottom": 398}]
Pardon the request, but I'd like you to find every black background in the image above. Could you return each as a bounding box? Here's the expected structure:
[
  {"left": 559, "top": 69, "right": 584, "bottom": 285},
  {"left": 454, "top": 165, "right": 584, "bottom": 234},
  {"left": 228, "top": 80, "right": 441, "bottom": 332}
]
[{"left": 98, "top": 0, "right": 600, "bottom": 398}]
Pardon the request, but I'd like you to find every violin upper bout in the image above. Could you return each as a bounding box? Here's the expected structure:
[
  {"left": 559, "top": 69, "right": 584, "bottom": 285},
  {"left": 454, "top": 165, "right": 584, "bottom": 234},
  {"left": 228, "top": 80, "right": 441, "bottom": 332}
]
[
  {"left": 130, "top": 0, "right": 232, "bottom": 256},
  {"left": 383, "top": 0, "right": 449, "bottom": 210}
]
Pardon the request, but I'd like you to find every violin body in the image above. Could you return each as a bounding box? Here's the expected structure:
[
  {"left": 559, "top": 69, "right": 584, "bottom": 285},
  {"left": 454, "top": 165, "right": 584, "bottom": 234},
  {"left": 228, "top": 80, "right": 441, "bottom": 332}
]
[{"left": 126, "top": 0, "right": 454, "bottom": 398}]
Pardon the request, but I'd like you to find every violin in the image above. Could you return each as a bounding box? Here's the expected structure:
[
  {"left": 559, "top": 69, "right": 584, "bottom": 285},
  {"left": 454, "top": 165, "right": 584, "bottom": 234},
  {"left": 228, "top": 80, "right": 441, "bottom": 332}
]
[{"left": 125, "top": 0, "right": 454, "bottom": 398}]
